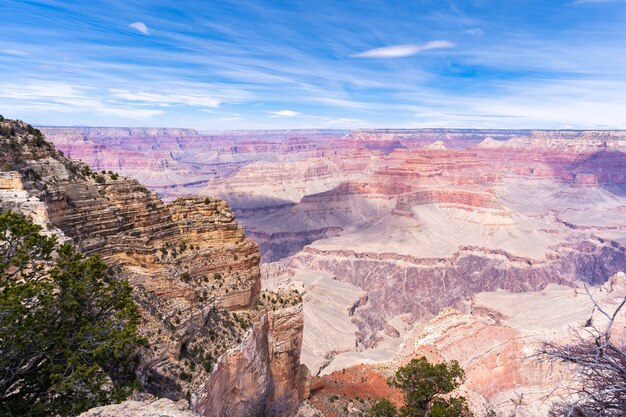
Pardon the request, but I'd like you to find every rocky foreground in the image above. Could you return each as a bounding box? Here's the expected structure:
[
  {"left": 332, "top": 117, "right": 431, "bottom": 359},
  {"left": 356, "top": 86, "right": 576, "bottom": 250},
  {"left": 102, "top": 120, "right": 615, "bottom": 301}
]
[
  {"left": 79, "top": 398, "right": 200, "bottom": 417},
  {"left": 1, "top": 118, "right": 308, "bottom": 416}
]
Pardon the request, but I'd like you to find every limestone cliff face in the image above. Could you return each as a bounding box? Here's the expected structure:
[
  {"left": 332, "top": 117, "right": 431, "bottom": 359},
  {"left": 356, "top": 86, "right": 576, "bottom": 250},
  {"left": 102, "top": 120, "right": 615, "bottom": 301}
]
[
  {"left": 195, "top": 303, "right": 307, "bottom": 417},
  {"left": 0, "top": 117, "right": 306, "bottom": 416}
]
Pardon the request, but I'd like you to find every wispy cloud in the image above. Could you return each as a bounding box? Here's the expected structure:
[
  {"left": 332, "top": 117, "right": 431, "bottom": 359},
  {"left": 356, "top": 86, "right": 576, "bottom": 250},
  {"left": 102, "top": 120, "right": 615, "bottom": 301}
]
[
  {"left": 0, "top": 48, "right": 30, "bottom": 56},
  {"left": 352, "top": 41, "right": 455, "bottom": 58},
  {"left": 129, "top": 21, "right": 149, "bottom": 35},
  {"left": 0, "top": 82, "right": 164, "bottom": 120},
  {"left": 99, "top": 107, "right": 163, "bottom": 119},
  {"left": 321, "top": 117, "right": 364, "bottom": 126},
  {"left": 109, "top": 89, "right": 221, "bottom": 107},
  {"left": 268, "top": 110, "right": 301, "bottom": 117}
]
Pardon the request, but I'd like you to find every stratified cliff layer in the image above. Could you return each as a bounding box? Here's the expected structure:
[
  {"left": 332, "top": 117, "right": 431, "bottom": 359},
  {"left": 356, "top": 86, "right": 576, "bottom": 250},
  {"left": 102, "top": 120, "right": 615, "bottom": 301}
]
[{"left": 1, "top": 117, "right": 307, "bottom": 416}]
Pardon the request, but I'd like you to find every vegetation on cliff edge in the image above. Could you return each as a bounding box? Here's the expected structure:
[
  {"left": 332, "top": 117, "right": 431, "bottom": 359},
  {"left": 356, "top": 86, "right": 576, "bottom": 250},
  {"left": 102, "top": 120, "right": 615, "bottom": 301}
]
[
  {"left": 367, "top": 357, "right": 473, "bottom": 417},
  {"left": 0, "top": 211, "right": 144, "bottom": 416}
]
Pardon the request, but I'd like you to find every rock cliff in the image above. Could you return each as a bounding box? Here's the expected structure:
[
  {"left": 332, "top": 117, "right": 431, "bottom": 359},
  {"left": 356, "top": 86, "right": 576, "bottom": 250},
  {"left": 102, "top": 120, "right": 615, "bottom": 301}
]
[{"left": 0, "top": 117, "right": 307, "bottom": 416}]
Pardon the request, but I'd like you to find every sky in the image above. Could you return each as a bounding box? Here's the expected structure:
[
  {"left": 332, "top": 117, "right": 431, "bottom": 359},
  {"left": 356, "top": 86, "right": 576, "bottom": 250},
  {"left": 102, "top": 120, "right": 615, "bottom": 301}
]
[{"left": 1, "top": 0, "right": 626, "bottom": 130}]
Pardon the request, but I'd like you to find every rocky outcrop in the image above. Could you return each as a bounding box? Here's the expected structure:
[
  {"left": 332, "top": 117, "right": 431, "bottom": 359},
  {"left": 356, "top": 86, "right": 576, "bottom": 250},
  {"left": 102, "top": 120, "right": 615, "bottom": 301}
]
[
  {"left": 262, "top": 267, "right": 368, "bottom": 376},
  {"left": 195, "top": 301, "right": 307, "bottom": 417},
  {"left": 1, "top": 117, "right": 306, "bottom": 416},
  {"left": 79, "top": 399, "right": 200, "bottom": 417},
  {"left": 422, "top": 140, "right": 446, "bottom": 150}
]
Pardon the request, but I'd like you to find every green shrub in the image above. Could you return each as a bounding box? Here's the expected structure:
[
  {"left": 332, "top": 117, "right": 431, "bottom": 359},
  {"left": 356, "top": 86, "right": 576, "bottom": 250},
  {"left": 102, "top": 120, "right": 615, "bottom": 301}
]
[
  {"left": 202, "top": 355, "right": 214, "bottom": 372},
  {"left": 367, "top": 399, "right": 397, "bottom": 417},
  {"left": 367, "top": 357, "right": 473, "bottom": 417},
  {"left": 0, "top": 211, "right": 143, "bottom": 417}
]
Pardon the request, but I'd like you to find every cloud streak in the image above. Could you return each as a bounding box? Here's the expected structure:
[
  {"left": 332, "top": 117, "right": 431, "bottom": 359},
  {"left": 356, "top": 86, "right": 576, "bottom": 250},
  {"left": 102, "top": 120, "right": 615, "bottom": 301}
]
[
  {"left": 269, "top": 110, "right": 301, "bottom": 117},
  {"left": 0, "top": 82, "right": 164, "bottom": 120},
  {"left": 109, "top": 89, "right": 221, "bottom": 107},
  {"left": 352, "top": 41, "right": 455, "bottom": 58},
  {"left": 0, "top": 48, "right": 30, "bottom": 56}
]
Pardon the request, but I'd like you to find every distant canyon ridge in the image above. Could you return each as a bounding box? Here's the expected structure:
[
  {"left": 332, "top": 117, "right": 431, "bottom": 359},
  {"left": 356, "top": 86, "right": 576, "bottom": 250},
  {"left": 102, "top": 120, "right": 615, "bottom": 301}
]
[{"left": 42, "top": 127, "right": 626, "bottom": 415}]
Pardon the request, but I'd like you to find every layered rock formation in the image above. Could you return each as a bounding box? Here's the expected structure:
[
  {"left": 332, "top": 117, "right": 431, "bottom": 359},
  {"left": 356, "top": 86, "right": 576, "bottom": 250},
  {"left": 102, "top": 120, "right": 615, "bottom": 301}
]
[
  {"left": 40, "top": 124, "right": 626, "bottom": 414},
  {"left": 1, "top": 117, "right": 307, "bottom": 416}
]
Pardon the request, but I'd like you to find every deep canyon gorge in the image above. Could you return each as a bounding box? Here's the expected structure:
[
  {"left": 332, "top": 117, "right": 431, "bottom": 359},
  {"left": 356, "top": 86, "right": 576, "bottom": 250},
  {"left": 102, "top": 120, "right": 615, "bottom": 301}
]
[{"left": 28, "top": 126, "right": 626, "bottom": 416}]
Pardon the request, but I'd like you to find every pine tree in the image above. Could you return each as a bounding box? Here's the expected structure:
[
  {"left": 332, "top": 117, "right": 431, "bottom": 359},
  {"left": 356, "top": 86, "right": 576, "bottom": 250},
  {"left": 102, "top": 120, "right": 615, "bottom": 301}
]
[
  {"left": 368, "top": 356, "right": 473, "bottom": 417},
  {"left": 0, "top": 211, "right": 144, "bottom": 416}
]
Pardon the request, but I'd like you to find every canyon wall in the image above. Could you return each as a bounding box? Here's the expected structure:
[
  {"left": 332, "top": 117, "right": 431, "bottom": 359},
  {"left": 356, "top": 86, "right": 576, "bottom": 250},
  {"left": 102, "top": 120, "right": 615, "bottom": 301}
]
[{"left": 1, "top": 118, "right": 306, "bottom": 416}]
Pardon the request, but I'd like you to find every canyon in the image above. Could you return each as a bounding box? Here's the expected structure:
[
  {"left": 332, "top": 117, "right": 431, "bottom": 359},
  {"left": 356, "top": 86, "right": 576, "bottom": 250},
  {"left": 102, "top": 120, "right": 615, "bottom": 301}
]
[{"left": 38, "top": 126, "right": 626, "bottom": 415}]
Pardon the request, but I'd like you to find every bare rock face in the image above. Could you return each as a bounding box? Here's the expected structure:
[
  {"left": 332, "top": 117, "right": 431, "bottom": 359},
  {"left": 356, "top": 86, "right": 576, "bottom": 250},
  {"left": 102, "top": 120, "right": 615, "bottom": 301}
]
[
  {"left": 422, "top": 140, "right": 446, "bottom": 150},
  {"left": 195, "top": 302, "right": 306, "bottom": 417},
  {"left": 79, "top": 398, "right": 200, "bottom": 417},
  {"left": 1, "top": 118, "right": 306, "bottom": 416},
  {"left": 262, "top": 268, "right": 368, "bottom": 376}
]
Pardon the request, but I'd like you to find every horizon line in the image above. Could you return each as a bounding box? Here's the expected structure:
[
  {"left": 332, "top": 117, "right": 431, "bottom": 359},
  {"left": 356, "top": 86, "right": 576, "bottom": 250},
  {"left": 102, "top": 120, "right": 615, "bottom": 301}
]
[{"left": 35, "top": 125, "right": 626, "bottom": 133}]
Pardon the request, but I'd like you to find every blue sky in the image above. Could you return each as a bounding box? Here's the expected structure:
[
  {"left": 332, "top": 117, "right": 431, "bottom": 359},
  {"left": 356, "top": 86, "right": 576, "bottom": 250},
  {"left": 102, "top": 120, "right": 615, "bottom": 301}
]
[{"left": 1, "top": 0, "right": 626, "bottom": 129}]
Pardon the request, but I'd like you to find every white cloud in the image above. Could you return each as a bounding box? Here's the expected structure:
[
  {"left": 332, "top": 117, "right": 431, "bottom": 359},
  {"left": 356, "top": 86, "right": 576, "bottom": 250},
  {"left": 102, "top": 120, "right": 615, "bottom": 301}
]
[
  {"left": 352, "top": 41, "right": 455, "bottom": 58},
  {"left": 268, "top": 110, "right": 301, "bottom": 117},
  {"left": 129, "top": 22, "right": 149, "bottom": 35},
  {"left": 216, "top": 115, "right": 242, "bottom": 122},
  {"left": 404, "top": 78, "right": 626, "bottom": 129}
]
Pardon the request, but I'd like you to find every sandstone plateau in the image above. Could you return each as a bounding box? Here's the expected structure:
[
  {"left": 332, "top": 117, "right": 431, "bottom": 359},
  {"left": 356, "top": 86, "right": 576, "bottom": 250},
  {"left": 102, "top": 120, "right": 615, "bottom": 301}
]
[
  {"left": 1, "top": 118, "right": 308, "bottom": 417},
  {"left": 41, "top": 126, "right": 626, "bottom": 415}
]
